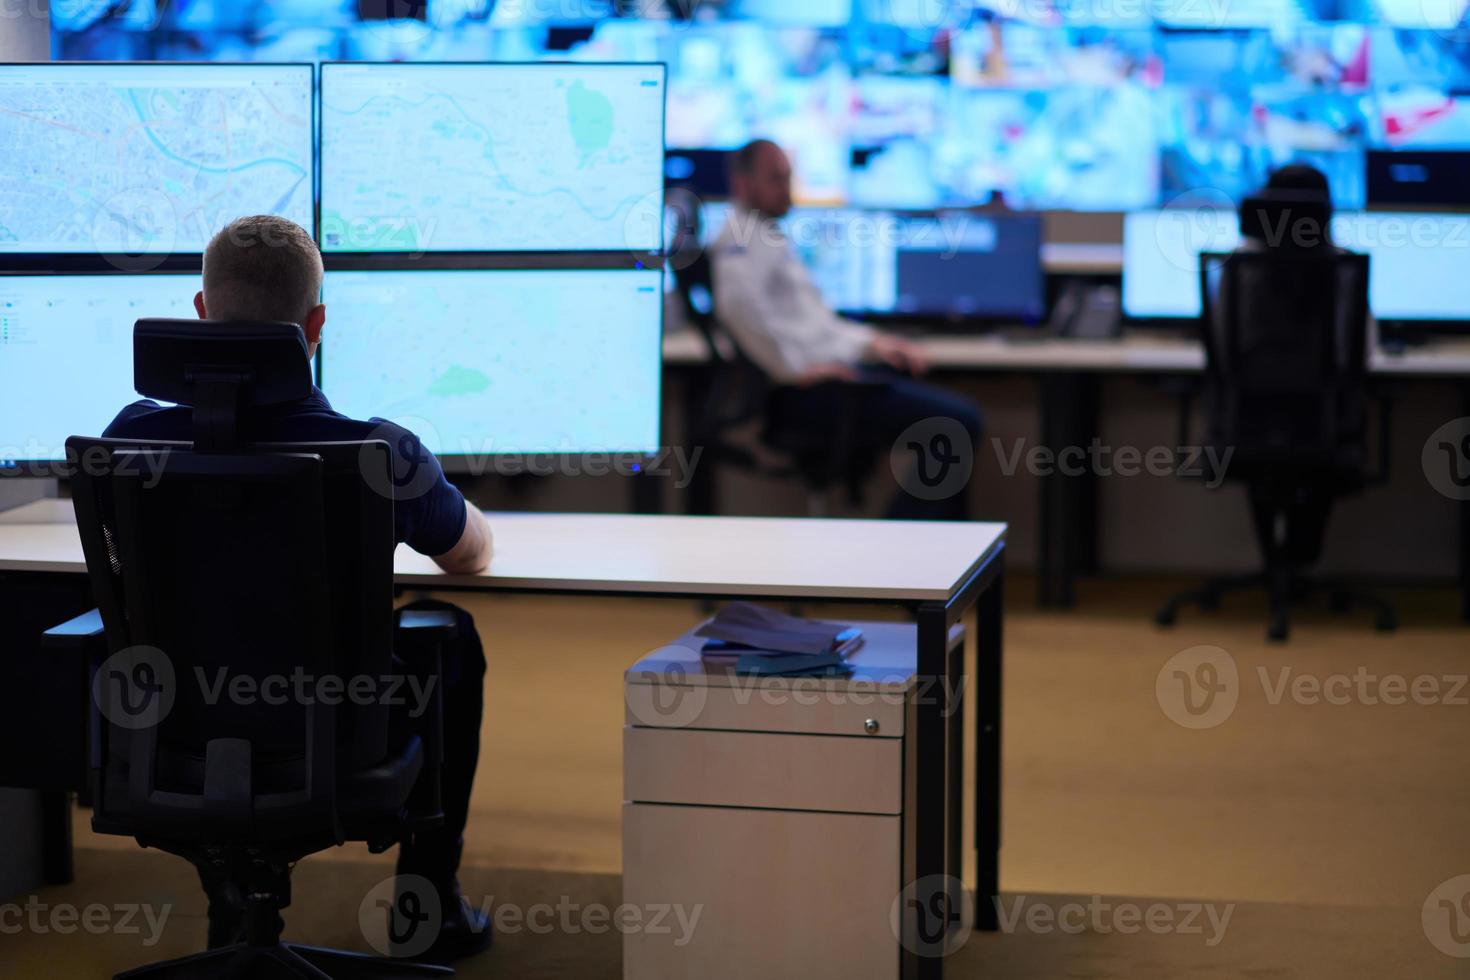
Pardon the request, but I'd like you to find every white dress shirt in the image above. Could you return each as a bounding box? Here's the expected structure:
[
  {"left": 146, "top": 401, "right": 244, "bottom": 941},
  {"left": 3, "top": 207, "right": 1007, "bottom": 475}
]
[{"left": 710, "top": 207, "right": 877, "bottom": 383}]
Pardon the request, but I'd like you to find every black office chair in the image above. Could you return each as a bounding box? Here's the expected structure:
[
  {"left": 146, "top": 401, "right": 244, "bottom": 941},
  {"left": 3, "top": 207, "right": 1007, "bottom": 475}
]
[
  {"left": 45, "top": 319, "right": 458, "bottom": 978},
  {"left": 1156, "top": 204, "right": 1396, "bottom": 642},
  {"left": 667, "top": 209, "right": 879, "bottom": 517}
]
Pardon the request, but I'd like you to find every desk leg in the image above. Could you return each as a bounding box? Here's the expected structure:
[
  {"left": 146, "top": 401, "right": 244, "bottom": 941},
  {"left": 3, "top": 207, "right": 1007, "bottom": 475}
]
[
  {"left": 915, "top": 603, "right": 950, "bottom": 980},
  {"left": 1462, "top": 493, "right": 1470, "bottom": 624},
  {"left": 1461, "top": 383, "right": 1470, "bottom": 623},
  {"left": 974, "top": 559, "right": 1003, "bottom": 932},
  {"left": 1037, "top": 373, "right": 1097, "bottom": 608},
  {"left": 1037, "top": 376, "right": 1058, "bottom": 608},
  {"left": 909, "top": 550, "right": 1004, "bottom": 980},
  {"left": 946, "top": 632, "right": 963, "bottom": 892},
  {"left": 41, "top": 791, "right": 73, "bottom": 885}
]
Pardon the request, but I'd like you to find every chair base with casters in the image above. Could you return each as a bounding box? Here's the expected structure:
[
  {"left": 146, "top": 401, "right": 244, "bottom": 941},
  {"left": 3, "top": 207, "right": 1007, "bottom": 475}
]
[
  {"left": 121, "top": 945, "right": 450, "bottom": 979},
  {"left": 115, "top": 850, "right": 451, "bottom": 979},
  {"left": 1155, "top": 480, "right": 1397, "bottom": 642},
  {"left": 1156, "top": 572, "right": 1397, "bottom": 643}
]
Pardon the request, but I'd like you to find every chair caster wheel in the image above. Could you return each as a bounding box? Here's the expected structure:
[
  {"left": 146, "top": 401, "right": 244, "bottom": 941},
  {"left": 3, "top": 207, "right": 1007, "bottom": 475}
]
[
  {"left": 1375, "top": 611, "right": 1397, "bottom": 632},
  {"left": 1155, "top": 608, "right": 1177, "bottom": 627},
  {"left": 1267, "top": 619, "right": 1289, "bottom": 643}
]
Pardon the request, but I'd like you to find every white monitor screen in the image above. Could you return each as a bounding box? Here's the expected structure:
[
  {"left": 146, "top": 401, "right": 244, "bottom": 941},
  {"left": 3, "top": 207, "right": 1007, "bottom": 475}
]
[
  {"left": 0, "top": 274, "right": 198, "bottom": 464},
  {"left": 320, "top": 269, "right": 664, "bottom": 456},
  {"left": 319, "top": 63, "right": 668, "bottom": 253},
  {"left": 1121, "top": 209, "right": 1241, "bottom": 319},
  {"left": 1336, "top": 213, "right": 1470, "bottom": 322},
  {"left": 0, "top": 64, "right": 314, "bottom": 255},
  {"left": 1123, "top": 210, "right": 1470, "bottom": 322}
]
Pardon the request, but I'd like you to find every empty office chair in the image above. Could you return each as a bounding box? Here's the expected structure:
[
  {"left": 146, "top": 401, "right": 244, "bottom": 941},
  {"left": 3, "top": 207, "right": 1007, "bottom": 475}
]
[
  {"left": 1156, "top": 197, "right": 1396, "bottom": 642},
  {"left": 46, "top": 319, "right": 458, "bottom": 978},
  {"left": 666, "top": 207, "right": 879, "bottom": 517}
]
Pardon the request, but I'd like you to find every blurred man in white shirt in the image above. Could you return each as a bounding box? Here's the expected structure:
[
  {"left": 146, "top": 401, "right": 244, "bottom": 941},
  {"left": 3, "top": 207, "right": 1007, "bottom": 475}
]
[{"left": 710, "top": 139, "right": 983, "bottom": 520}]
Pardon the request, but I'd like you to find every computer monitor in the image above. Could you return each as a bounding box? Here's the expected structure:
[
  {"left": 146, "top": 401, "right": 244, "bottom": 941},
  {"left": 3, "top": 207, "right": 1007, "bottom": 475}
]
[
  {"left": 0, "top": 63, "right": 314, "bottom": 255},
  {"left": 0, "top": 273, "right": 199, "bottom": 467},
  {"left": 700, "top": 205, "right": 1044, "bottom": 321},
  {"left": 319, "top": 269, "right": 664, "bottom": 458},
  {"left": 319, "top": 62, "right": 668, "bottom": 254},
  {"left": 1122, "top": 209, "right": 1242, "bottom": 319},
  {"left": 664, "top": 149, "right": 731, "bottom": 198},
  {"left": 1336, "top": 212, "right": 1470, "bottom": 323},
  {"left": 884, "top": 214, "right": 1045, "bottom": 321},
  {"left": 1367, "top": 151, "right": 1470, "bottom": 208},
  {"left": 1123, "top": 209, "right": 1470, "bottom": 323}
]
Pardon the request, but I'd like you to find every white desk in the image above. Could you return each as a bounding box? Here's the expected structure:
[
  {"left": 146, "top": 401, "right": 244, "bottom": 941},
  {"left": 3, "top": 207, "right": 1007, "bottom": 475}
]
[
  {"left": 0, "top": 499, "right": 1007, "bottom": 968},
  {"left": 664, "top": 329, "right": 1470, "bottom": 377},
  {"left": 662, "top": 329, "right": 1205, "bottom": 372},
  {"left": 0, "top": 500, "right": 1004, "bottom": 603}
]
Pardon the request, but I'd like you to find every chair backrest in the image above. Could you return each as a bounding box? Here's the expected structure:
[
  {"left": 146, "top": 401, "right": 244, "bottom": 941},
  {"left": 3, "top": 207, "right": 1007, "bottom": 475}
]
[
  {"left": 668, "top": 226, "right": 773, "bottom": 440},
  {"left": 1238, "top": 192, "right": 1334, "bottom": 252},
  {"left": 69, "top": 319, "right": 397, "bottom": 845},
  {"left": 1198, "top": 249, "right": 1370, "bottom": 467}
]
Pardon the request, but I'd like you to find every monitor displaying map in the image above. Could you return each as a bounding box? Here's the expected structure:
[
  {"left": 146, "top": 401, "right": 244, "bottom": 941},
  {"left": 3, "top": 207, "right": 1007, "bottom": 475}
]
[
  {"left": 0, "top": 273, "right": 199, "bottom": 465},
  {"left": 319, "top": 63, "right": 667, "bottom": 253},
  {"left": 0, "top": 64, "right": 313, "bottom": 255},
  {"left": 320, "top": 269, "right": 663, "bottom": 455}
]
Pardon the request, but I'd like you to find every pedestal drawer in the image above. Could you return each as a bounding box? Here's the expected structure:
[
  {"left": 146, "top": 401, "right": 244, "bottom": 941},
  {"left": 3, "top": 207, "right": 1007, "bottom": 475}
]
[
  {"left": 624, "top": 727, "right": 903, "bottom": 815},
  {"left": 623, "top": 802, "right": 901, "bottom": 980}
]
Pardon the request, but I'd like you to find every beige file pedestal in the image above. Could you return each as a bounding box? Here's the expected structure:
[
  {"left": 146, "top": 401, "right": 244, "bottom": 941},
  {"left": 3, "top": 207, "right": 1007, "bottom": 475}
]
[{"left": 622, "top": 621, "right": 928, "bottom": 980}]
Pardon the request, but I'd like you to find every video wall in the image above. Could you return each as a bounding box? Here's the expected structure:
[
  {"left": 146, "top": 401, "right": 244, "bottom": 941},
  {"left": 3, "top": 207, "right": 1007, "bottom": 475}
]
[{"left": 52, "top": 0, "right": 1470, "bottom": 211}]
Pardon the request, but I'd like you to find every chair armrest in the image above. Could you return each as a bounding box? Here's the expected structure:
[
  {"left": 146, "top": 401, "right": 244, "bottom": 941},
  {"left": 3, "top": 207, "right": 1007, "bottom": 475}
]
[
  {"left": 42, "top": 609, "right": 105, "bottom": 653},
  {"left": 396, "top": 609, "right": 459, "bottom": 641}
]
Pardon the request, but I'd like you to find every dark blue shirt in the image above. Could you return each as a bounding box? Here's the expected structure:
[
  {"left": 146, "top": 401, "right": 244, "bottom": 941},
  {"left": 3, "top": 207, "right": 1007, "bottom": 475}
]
[{"left": 104, "top": 387, "right": 468, "bottom": 557}]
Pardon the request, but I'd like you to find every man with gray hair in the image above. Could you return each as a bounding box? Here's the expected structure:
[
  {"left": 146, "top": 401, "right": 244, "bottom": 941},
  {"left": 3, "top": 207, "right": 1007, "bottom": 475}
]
[{"left": 103, "top": 215, "right": 495, "bottom": 963}]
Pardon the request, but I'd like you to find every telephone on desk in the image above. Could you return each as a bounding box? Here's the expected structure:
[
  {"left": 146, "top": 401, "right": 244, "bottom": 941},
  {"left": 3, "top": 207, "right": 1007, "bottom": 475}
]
[
  {"left": 992, "top": 282, "right": 1122, "bottom": 344},
  {"left": 1048, "top": 282, "right": 1123, "bottom": 340}
]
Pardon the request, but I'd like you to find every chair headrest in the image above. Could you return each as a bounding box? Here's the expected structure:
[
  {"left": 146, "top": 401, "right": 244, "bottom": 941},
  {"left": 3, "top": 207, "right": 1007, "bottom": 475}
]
[
  {"left": 1239, "top": 192, "right": 1334, "bottom": 250},
  {"left": 133, "top": 319, "right": 312, "bottom": 409}
]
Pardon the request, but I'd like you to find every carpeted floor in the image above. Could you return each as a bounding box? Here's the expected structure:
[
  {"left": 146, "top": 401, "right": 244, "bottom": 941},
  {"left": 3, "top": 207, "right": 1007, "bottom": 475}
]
[{"left": 5, "top": 576, "right": 1467, "bottom": 977}]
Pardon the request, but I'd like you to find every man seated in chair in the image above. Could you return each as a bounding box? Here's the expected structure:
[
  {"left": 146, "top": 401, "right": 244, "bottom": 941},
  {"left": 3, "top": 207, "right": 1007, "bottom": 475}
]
[
  {"left": 103, "top": 215, "right": 495, "bottom": 963},
  {"left": 710, "top": 139, "right": 983, "bottom": 520}
]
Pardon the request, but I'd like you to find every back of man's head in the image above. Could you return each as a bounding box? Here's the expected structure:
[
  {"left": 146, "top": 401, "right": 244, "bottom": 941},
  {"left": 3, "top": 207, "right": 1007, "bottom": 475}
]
[
  {"left": 1265, "top": 163, "right": 1331, "bottom": 201},
  {"left": 202, "top": 216, "right": 323, "bottom": 326}
]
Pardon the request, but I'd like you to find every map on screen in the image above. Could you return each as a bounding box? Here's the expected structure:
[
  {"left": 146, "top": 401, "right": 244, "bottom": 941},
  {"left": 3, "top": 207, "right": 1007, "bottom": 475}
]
[
  {"left": 321, "top": 269, "right": 664, "bottom": 455},
  {"left": 320, "top": 63, "right": 667, "bottom": 253},
  {"left": 0, "top": 64, "right": 313, "bottom": 255},
  {"left": 0, "top": 274, "right": 198, "bottom": 463}
]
